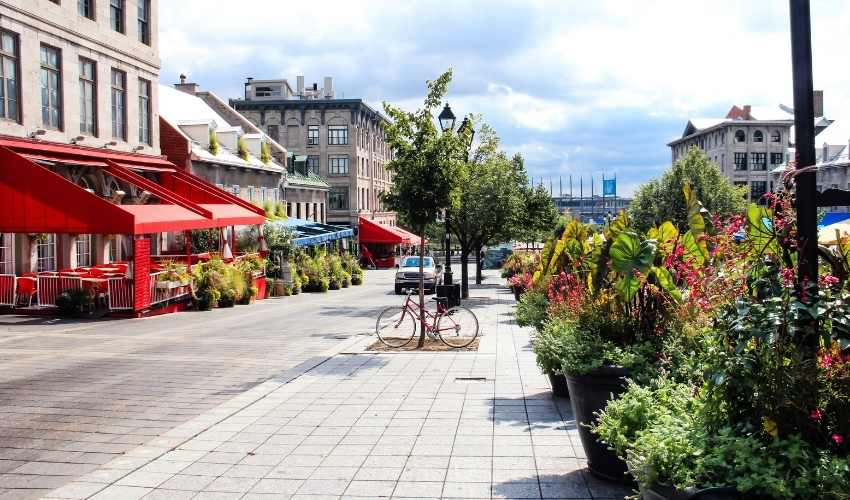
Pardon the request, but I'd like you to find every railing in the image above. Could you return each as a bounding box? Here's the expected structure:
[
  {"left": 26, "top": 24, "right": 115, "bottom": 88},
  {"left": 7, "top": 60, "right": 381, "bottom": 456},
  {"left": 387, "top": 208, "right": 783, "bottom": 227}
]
[
  {"left": 149, "top": 272, "right": 192, "bottom": 307},
  {"left": 107, "top": 277, "right": 134, "bottom": 311},
  {"left": 0, "top": 275, "right": 14, "bottom": 306},
  {"left": 37, "top": 275, "right": 82, "bottom": 307}
]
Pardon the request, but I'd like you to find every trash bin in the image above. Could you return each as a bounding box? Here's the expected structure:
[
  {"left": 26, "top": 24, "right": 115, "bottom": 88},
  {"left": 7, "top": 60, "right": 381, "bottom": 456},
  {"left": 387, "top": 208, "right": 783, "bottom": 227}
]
[{"left": 436, "top": 283, "right": 461, "bottom": 308}]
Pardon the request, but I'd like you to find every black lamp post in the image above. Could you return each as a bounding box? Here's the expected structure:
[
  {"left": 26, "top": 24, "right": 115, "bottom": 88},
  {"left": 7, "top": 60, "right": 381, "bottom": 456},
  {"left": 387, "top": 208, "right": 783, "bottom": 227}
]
[{"left": 438, "top": 103, "right": 457, "bottom": 285}]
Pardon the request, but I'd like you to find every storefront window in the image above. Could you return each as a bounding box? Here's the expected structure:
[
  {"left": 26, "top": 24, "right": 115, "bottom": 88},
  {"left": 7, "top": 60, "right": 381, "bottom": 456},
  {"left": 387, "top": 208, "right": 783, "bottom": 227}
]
[
  {"left": 0, "top": 233, "right": 13, "bottom": 274},
  {"left": 36, "top": 234, "right": 57, "bottom": 273},
  {"left": 76, "top": 234, "right": 93, "bottom": 267}
]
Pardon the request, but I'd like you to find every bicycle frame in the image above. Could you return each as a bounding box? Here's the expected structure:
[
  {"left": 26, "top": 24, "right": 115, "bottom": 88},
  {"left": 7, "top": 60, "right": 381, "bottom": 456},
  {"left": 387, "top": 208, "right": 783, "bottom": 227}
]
[{"left": 399, "top": 292, "right": 451, "bottom": 335}]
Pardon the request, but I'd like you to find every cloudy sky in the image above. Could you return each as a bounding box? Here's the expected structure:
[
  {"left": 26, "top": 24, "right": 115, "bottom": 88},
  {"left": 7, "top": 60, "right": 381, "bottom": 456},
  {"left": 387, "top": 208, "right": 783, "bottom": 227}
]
[{"left": 159, "top": 0, "right": 850, "bottom": 196}]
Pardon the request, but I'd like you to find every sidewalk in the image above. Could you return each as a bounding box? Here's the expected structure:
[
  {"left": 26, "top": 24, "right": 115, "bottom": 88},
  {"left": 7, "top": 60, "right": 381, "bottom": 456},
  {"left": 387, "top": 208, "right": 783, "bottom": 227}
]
[{"left": 43, "top": 283, "right": 629, "bottom": 499}]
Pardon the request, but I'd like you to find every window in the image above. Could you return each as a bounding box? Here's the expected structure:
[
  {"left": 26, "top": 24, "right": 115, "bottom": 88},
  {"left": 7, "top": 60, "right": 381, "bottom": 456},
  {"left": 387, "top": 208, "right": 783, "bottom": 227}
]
[
  {"left": 247, "top": 186, "right": 255, "bottom": 201},
  {"left": 329, "top": 155, "right": 349, "bottom": 176},
  {"left": 734, "top": 152, "right": 748, "bottom": 171},
  {"left": 267, "top": 124, "right": 279, "bottom": 142},
  {"left": 771, "top": 153, "right": 784, "bottom": 165},
  {"left": 110, "top": 69, "right": 126, "bottom": 140},
  {"left": 138, "top": 78, "right": 151, "bottom": 144},
  {"left": 78, "top": 0, "right": 94, "bottom": 19},
  {"left": 40, "top": 45, "right": 62, "bottom": 129},
  {"left": 255, "top": 85, "right": 281, "bottom": 97},
  {"left": 307, "top": 155, "right": 320, "bottom": 175},
  {"left": 75, "top": 234, "right": 93, "bottom": 267},
  {"left": 0, "top": 233, "right": 13, "bottom": 275},
  {"left": 329, "top": 187, "right": 349, "bottom": 210},
  {"left": 0, "top": 31, "right": 19, "bottom": 122},
  {"left": 735, "top": 129, "right": 746, "bottom": 143},
  {"left": 771, "top": 130, "right": 781, "bottom": 143},
  {"left": 79, "top": 58, "right": 96, "bottom": 135},
  {"left": 753, "top": 130, "right": 764, "bottom": 143},
  {"left": 328, "top": 125, "right": 348, "bottom": 145},
  {"left": 36, "top": 234, "right": 57, "bottom": 273},
  {"left": 137, "top": 0, "right": 150, "bottom": 45},
  {"left": 750, "top": 152, "right": 767, "bottom": 171},
  {"left": 750, "top": 181, "right": 768, "bottom": 204},
  {"left": 110, "top": 0, "right": 124, "bottom": 33},
  {"left": 307, "top": 125, "right": 319, "bottom": 145},
  {"left": 232, "top": 184, "right": 240, "bottom": 197}
]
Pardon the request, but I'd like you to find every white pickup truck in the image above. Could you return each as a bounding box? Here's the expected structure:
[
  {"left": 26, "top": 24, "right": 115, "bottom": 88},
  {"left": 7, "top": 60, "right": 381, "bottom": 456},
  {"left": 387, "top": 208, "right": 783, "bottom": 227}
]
[{"left": 394, "top": 256, "right": 441, "bottom": 294}]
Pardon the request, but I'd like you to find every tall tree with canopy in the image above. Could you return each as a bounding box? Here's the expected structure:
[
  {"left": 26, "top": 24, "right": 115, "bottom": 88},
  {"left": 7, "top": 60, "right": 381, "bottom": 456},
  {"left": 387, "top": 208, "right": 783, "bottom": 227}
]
[{"left": 381, "top": 70, "right": 470, "bottom": 347}]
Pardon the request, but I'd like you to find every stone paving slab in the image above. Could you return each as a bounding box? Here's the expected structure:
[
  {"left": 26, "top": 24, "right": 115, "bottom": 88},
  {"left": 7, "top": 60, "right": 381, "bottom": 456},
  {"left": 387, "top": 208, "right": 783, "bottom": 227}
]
[{"left": 43, "top": 283, "right": 630, "bottom": 499}]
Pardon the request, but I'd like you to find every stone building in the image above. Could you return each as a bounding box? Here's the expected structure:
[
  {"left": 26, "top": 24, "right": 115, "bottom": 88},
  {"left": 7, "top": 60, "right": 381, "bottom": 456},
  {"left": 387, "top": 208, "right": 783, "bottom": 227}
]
[
  {"left": 158, "top": 83, "right": 287, "bottom": 209},
  {"left": 231, "top": 76, "right": 395, "bottom": 228},
  {"left": 668, "top": 103, "right": 799, "bottom": 203},
  {"left": 0, "top": 0, "right": 160, "bottom": 273}
]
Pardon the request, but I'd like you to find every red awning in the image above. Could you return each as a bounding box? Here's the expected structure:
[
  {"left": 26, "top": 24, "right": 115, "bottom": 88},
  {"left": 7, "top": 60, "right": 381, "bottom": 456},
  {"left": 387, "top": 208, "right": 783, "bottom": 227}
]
[
  {"left": 393, "top": 226, "right": 424, "bottom": 247},
  {"left": 358, "top": 217, "right": 412, "bottom": 245},
  {"left": 0, "top": 136, "right": 266, "bottom": 235}
]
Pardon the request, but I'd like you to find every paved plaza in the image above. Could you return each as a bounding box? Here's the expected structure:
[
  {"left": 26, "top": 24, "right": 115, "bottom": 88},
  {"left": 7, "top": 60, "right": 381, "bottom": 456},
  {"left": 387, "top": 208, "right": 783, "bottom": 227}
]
[{"left": 31, "top": 275, "right": 629, "bottom": 499}]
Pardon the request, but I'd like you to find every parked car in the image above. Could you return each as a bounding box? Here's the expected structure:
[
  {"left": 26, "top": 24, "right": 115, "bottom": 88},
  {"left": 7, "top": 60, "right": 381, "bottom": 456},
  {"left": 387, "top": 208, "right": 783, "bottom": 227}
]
[
  {"left": 395, "top": 256, "right": 441, "bottom": 294},
  {"left": 483, "top": 244, "right": 513, "bottom": 269}
]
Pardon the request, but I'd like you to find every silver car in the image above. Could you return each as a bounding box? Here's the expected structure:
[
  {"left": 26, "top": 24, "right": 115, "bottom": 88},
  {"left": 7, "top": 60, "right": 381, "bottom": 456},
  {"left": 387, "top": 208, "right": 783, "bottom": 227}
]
[{"left": 395, "top": 256, "right": 440, "bottom": 294}]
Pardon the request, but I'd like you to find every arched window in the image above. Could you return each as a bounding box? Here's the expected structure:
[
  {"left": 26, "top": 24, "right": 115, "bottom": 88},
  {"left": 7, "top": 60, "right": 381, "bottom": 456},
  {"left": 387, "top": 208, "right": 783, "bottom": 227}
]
[
  {"left": 735, "top": 130, "right": 746, "bottom": 143},
  {"left": 771, "top": 130, "right": 781, "bottom": 143},
  {"left": 753, "top": 130, "right": 764, "bottom": 143}
]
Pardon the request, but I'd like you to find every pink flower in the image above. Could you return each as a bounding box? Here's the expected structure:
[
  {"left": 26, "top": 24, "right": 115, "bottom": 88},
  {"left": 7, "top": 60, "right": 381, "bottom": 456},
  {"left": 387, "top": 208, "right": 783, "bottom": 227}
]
[
  {"left": 779, "top": 267, "right": 795, "bottom": 288},
  {"left": 821, "top": 354, "right": 835, "bottom": 369},
  {"left": 832, "top": 434, "right": 844, "bottom": 445},
  {"left": 810, "top": 409, "right": 823, "bottom": 421},
  {"left": 819, "top": 274, "right": 840, "bottom": 288}
]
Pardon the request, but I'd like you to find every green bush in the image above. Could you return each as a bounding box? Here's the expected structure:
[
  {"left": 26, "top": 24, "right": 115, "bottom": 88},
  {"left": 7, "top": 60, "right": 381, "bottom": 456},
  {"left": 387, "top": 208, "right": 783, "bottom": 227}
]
[
  {"left": 55, "top": 288, "right": 95, "bottom": 317},
  {"left": 532, "top": 322, "right": 570, "bottom": 374},
  {"left": 515, "top": 290, "right": 548, "bottom": 331}
]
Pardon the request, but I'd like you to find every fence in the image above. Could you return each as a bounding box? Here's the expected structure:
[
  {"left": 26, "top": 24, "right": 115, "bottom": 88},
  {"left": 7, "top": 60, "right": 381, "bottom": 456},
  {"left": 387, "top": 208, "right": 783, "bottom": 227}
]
[
  {"left": 37, "top": 275, "right": 82, "bottom": 307},
  {"left": 0, "top": 275, "right": 14, "bottom": 306},
  {"left": 149, "top": 272, "right": 192, "bottom": 307},
  {"left": 107, "top": 277, "right": 134, "bottom": 311}
]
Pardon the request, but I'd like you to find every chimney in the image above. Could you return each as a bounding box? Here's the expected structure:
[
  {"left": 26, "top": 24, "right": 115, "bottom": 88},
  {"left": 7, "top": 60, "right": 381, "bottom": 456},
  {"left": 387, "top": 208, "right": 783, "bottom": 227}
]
[
  {"left": 297, "top": 75, "right": 305, "bottom": 96},
  {"left": 743, "top": 105, "right": 752, "bottom": 120},
  {"left": 323, "top": 77, "right": 333, "bottom": 98},
  {"left": 174, "top": 74, "right": 200, "bottom": 95},
  {"left": 813, "top": 90, "right": 824, "bottom": 118},
  {"left": 244, "top": 77, "right": 254, "bottom": 100}
]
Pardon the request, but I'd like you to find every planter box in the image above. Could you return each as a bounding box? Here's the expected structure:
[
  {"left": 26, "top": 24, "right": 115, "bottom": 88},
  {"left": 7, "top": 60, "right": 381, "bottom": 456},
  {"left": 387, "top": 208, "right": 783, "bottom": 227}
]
[
  {"left": 565, "top": 367, "right": 631, "bottom": 483},
  {"left": 548, "top": 373, "right": 569, "bottom": 398}
]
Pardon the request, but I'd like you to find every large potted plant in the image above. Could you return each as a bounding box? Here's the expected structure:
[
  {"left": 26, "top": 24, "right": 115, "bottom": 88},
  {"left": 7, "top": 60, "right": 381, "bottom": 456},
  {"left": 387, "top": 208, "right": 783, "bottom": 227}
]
[{"left": 532, "top": 323, "right": 570, "bottom": 398}]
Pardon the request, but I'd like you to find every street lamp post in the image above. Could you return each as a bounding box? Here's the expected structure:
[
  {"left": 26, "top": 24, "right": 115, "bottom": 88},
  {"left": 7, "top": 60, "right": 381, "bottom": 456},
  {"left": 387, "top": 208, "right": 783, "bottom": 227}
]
[{"left": 438, "top": 103, "right": 456, "bottom": 285}]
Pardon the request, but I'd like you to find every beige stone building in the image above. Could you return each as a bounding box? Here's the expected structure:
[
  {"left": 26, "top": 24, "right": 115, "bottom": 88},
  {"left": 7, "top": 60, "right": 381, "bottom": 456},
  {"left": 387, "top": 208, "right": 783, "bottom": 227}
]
[
  {"left": 231, "top": 76, "right": 395, "bottom": 228},
  {"left": 668, "top": 104, "right": 797, "bottom": 203},
  {"left": 0, "top": 0, "right": 159, "bottom": 154},
  {"left": 0, "top": 0, "right": 160, "bottom": 274}
]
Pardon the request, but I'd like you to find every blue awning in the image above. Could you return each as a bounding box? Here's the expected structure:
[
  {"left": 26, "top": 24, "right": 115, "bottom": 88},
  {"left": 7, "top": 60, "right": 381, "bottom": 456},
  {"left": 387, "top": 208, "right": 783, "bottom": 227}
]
[
  {"left": 272, "top": 218, "right": 354, "bottom": 247},
  {"left": 820, "top": 212, "right": 850, "bottom": 229}
]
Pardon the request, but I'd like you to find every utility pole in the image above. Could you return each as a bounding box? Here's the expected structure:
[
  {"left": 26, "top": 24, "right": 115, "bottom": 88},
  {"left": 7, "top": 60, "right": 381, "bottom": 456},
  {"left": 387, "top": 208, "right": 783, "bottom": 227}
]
[{"left": 789, "top": 0, "right": 818, "bottom": 348}]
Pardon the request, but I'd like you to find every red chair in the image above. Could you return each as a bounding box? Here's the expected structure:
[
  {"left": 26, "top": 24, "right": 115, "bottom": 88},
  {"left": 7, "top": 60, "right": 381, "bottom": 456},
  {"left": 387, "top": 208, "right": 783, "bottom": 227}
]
[{"left": 16, "top": 277, "right": 37, "bottom": 307}]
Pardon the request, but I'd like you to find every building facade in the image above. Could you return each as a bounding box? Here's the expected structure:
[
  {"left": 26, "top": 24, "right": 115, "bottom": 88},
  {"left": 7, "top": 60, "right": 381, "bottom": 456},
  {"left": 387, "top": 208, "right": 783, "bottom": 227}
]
[
  {"left": 0, "top": 0, "right": 160, "bottom": 154},
  {"left": 231, "top": 76, "right": 395, "bottom": 228},
  {"left": 0, "top": 0, "right": 160, "bottom": 274},
  {"left": 668, "top": 104, "right": 794, "bottom": 203}
]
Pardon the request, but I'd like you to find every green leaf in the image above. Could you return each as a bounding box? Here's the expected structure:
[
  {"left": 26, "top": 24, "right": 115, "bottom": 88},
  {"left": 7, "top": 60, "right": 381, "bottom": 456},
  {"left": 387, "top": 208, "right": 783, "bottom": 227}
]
[
  {"left": 610, "top": 232, "right": 656, "bottom": 276},
  {"left": 649, "top": 221, "right": 679, "bottom": 256},
  {"left": 651, "top": 266, "right": 681, "bottom": 302},
  {"left": 746, "top": 203, "right": 778, "bottom": 255},
  {"left": 615, "top": 275, "right": 640, "bottom": 302},
  {"left": 682, "top": 230, "right": 707, "bottom": 265},
  {"left": 683, "top": 183, "right": 708, "bottom": 257}
]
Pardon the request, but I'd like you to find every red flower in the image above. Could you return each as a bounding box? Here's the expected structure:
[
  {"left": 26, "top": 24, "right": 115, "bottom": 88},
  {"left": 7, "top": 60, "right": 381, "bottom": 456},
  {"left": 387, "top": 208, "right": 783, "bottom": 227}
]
[
  {"left": 821, "top": 353, "right": 835, "bottom": 369},
  {"left": 832, "top": 434, "right": 844, "bottom": 445},
  {"left": 810, "top": 409, "right": 823, "bottom": 421}
]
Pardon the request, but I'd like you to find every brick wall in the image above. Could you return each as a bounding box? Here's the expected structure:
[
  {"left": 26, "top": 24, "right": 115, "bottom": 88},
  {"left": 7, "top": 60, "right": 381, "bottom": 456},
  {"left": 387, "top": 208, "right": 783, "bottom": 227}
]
[
  {"left": 159, "top": 118, "right": 192, "bottom": 171},
  {"left": 133, "top": 237, "right": 151, "bottom": 312}
]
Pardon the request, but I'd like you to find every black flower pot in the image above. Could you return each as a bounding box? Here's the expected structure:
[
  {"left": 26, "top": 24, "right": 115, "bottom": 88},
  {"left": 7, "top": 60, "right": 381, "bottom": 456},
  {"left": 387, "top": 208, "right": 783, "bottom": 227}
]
[
  {"left": 512, "top": 286, "right": 523, "bottom": 301},
  {"left": 548, "top": 373, "right": 570, "bottom": 398},
  {"left": 565, "top": 366, "right": 630, "bottom": 483},
  {"left": 644, "top": 485, "right": 742, "bottom": 500}
]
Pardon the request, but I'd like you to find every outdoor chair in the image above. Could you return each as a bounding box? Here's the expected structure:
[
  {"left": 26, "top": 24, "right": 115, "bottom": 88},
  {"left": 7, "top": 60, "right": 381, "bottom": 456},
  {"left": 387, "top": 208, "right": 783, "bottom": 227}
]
[{"left": 15, "top": 277, "right": 37, "bottom": 307}]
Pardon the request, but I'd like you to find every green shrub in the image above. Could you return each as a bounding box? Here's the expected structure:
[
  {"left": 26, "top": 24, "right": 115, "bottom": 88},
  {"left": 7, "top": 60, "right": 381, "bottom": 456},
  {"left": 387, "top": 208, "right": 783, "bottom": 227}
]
[
  {"left": 532, "top": 322, "right": 570, "bottom": 374},
  {"left": 55, "top": 288, "right": 95, "bottom": 317},
  {"left": 260, "top": 141, "right": 271, "bottom": 164},
  {"left": 515, "top": 290, "right": 548, "bottom": 331},
  {"left": 237, "top": 136, "right": 249, "bottom": 160},
  {"left": 209, "top": 130, "right": 220, "bottom": 155}
]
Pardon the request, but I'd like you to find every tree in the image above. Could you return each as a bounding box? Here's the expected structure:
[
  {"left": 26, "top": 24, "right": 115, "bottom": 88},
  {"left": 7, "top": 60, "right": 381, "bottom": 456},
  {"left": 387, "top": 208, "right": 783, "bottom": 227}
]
[
  {"left": 629, "top": 147, "right": 746, "bottom": 233},
  {"left": 449, "top": 125, "right": 528, "bottom": 297},
  {"left": 515, "top": 177, "right": 560, "bottom": 245},
  {"left": 382, "top": 70, "right": 470, "bottom": 347}
]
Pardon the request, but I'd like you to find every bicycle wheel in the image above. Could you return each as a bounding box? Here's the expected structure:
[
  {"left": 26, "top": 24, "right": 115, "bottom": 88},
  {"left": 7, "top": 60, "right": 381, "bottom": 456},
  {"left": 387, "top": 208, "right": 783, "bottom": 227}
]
[
  {"left": 375, "top": 306, "right": 417, "bottom": 348},
  {"left": 436, "top": 306, "right": 479, "bottom": 348}
]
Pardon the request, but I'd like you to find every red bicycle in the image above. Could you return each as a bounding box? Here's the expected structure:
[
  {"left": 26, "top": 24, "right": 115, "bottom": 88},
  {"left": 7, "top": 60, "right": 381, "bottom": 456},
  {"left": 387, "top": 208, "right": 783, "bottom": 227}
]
[{"left": 375, "top": 290, "right": 479, "bottom": 348}]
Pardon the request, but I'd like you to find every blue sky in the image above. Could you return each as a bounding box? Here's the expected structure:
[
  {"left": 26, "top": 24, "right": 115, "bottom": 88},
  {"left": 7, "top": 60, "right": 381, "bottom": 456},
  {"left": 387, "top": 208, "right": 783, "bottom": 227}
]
[{"left": 159, "top": 0, "right": 850, "bottom": 196}]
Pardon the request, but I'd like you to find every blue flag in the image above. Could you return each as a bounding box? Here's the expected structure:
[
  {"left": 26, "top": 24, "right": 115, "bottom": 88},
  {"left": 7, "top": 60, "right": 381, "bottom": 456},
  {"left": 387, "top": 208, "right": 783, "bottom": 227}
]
[{"left": 603, "top": 179, "right": 616, "bottom": 196}]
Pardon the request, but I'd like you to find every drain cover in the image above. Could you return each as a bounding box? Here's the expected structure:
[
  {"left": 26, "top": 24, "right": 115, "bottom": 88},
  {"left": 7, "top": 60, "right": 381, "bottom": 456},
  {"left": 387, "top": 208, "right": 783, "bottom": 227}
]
[{"left": 454, "top": 377, "right": 488, "bottom": 382}]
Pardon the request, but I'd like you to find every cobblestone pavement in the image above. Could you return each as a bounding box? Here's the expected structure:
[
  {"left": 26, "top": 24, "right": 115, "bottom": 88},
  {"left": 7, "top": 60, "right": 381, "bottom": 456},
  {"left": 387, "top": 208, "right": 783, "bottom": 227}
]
[
  {"left": 41, "top": 279, "right": 631, "bottom": 499},
  {"left": 0, "top": 269, "right": 408, "bottom": 500}
]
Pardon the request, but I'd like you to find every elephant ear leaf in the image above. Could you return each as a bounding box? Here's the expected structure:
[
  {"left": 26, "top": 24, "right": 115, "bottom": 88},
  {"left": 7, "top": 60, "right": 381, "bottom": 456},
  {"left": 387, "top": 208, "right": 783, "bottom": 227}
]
[
  {"left": 610, "top": 232, "right": 656, "bottom": 276},
  {"left": 682, "top": 230, "right": 707, "bottom": 265},
  {"left": 746, "top": 203, "right": 778, "bottom": 256},
  {"left": 683, "top": 183, "right": 708, "bottom": 256},
  {"left": 651, "top": 266, "right": 681, "bottom": 302},
  {"left": 648, "top": 221, "right": 679, "bottom": 256}
]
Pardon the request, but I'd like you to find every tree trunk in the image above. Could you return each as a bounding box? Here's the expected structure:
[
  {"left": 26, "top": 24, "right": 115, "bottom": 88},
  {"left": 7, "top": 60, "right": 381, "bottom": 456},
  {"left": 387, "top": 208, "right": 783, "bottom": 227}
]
[
  {"left": 460, "top": 249, "right": 470, "bottom": 299},
  {"left": 417, "top": 229, "right": 427, "bottom": 348},
  {"left": 475, "top": 244, "right": 483, "bottom": 285}
]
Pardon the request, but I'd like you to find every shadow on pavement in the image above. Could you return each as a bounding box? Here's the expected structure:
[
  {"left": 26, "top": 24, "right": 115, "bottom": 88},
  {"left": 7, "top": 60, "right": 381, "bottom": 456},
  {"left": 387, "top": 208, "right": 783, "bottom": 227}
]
[{"left": 492, "top": 471, "right": 632, "bottom": 500}]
